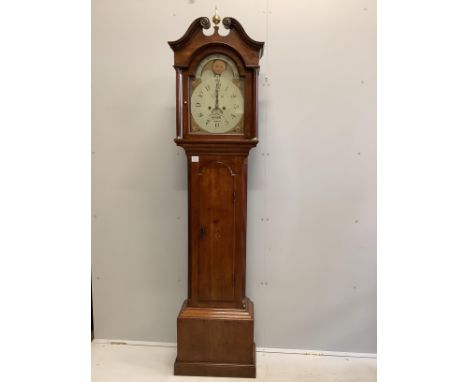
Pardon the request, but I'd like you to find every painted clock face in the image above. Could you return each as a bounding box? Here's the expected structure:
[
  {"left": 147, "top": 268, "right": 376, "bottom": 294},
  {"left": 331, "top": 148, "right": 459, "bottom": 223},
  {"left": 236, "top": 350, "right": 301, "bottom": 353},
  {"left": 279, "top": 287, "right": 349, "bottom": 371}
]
[{"left": 190, "top": 54, "right": 244, "bottom": 134}]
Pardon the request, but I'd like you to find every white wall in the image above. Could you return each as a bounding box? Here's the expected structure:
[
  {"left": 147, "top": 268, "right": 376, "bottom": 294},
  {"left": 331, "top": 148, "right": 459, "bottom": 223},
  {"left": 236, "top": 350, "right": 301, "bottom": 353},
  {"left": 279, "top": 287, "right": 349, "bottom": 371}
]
[{"left": 92, "top": 0, "right": 376, "bottom": 353}]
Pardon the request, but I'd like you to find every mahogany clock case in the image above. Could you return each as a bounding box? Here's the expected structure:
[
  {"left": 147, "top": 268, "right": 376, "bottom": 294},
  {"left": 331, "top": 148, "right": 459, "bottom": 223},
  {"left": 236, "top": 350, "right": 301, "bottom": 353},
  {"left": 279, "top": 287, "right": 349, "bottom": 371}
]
[
  {"left": 170, "top": 17, "right": 263, "bottom": 150},
  {"left": 169, "top": 16, "right": 263, "bottom": 378}
]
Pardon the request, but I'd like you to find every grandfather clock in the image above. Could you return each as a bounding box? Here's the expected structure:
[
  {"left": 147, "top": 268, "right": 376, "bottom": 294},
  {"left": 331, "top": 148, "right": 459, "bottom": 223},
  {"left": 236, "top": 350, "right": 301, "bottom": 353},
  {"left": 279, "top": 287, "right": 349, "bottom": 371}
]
[{"left": 169, "top": 11, "right": 263, "bottom": 378}]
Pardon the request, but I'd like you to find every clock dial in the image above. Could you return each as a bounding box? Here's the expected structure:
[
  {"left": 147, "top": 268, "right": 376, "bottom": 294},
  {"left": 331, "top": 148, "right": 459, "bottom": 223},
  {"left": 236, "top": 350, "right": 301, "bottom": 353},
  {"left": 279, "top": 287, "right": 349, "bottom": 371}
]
[{"left": 190, "top": 54, "right": 244, "bottom": 134}]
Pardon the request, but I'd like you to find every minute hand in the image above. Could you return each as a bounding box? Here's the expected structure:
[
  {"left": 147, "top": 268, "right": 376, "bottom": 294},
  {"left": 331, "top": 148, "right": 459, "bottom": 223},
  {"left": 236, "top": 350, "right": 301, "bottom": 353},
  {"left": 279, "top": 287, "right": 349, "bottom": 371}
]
[{"left": 214, "top": 76, "right": 221, "bottom": 111}]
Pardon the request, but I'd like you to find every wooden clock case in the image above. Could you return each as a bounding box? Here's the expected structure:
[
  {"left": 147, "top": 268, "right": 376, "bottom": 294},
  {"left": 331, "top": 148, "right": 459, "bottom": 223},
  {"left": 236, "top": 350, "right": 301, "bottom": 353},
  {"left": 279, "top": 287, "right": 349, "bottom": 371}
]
[{"left": 169, "top": 16, "right": 263, "bottom": 378}]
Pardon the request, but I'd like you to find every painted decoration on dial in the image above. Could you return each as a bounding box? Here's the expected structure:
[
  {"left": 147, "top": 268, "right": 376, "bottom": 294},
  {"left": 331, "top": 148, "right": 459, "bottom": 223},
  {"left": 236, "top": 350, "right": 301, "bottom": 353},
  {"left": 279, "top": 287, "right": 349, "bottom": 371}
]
[{"left": 190, "top": 54, "right": 244, "bottom": 134}]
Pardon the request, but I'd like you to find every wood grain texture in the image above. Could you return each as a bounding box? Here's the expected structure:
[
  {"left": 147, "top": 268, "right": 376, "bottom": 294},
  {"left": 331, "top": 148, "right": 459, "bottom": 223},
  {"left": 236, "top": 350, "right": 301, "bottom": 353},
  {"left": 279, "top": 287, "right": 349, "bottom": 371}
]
[
  {"left": 175, "top": 299, "right": 255, "bottom": 377},
  {"left": 169, "top": 17, "right": 263, "bottom": 378},
  {"left": 197, "top": 160, "right": 236, "bottom": 302},
  {"left": 188, "top": 155, "right": 248, "bottom": 309},
  {"left": 174, "top": 358, "right": 256, "bottom": 378}
]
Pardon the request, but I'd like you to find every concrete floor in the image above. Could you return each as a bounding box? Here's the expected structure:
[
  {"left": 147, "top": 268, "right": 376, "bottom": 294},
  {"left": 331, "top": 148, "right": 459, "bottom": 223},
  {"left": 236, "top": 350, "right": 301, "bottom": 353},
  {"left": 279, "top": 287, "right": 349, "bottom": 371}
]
[{"left": 92, "top": 342, "right": 376, "bottom": 382}]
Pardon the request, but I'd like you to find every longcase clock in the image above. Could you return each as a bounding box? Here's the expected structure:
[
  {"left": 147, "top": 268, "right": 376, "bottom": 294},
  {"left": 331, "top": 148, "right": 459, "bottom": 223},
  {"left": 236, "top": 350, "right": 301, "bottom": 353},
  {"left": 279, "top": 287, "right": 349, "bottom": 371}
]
[{"left": 168, "top": 12, "right": 263, "bottom": 378}]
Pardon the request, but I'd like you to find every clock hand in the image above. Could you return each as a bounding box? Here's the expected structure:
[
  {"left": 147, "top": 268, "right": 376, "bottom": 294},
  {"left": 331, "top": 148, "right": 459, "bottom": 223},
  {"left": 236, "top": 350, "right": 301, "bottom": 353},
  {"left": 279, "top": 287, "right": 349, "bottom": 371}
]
[{"left": 213, "top": 75, "right": 222, "bottom": 113}]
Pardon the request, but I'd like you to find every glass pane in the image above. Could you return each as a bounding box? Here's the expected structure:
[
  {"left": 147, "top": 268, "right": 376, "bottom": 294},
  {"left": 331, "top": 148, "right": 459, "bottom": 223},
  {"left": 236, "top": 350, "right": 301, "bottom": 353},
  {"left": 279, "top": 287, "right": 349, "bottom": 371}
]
[{"left": 190, "top": 54, "right": 244, "bottom": 134}]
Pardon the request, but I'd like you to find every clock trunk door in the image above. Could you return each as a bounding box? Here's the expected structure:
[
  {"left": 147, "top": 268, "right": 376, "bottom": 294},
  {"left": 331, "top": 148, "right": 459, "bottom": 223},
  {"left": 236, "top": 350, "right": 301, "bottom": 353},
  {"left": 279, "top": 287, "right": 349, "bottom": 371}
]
[{"left": 189, "top": 156, "right": 246, "bottom": 307}]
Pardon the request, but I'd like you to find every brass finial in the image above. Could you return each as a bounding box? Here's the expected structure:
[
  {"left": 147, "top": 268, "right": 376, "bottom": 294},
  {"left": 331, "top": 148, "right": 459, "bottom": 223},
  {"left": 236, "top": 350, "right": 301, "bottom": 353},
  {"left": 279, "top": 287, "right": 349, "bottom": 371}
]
[{"left": 212, "top": 6, "right": 221, "bottom": 26}]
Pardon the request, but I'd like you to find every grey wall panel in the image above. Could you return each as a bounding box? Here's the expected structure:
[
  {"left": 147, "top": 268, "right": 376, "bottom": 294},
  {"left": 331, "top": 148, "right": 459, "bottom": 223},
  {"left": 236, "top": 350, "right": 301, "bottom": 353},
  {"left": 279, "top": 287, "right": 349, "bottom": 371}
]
[{"left": 92, "top": 0, "right": 376, "bottom": 353}]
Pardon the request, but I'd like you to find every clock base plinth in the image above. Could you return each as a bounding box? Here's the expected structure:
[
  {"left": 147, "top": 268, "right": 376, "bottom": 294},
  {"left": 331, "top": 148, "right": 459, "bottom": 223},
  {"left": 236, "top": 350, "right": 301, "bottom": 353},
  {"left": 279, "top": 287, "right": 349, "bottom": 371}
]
[
  {"left": 174, "top": 353, "right": 256, "bottom": 378},
  {"left": 174, "top": 298, "right": 256, "bottom": 378}
]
